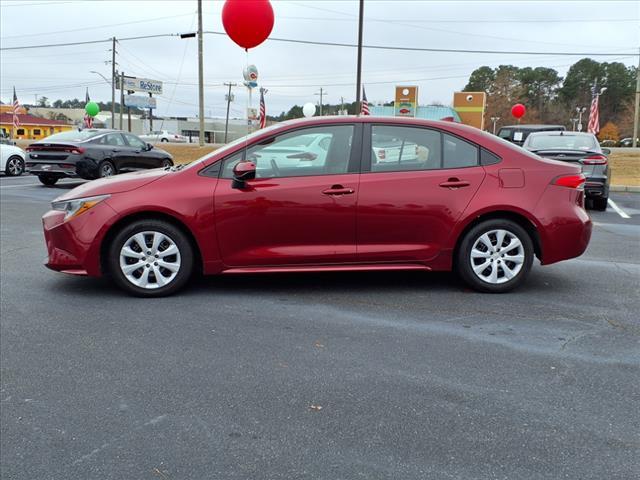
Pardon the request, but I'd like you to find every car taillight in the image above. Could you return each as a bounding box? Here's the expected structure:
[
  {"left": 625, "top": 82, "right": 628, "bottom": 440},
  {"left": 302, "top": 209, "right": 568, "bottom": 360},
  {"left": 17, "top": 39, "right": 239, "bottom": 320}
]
[
  {"left": 70, "top": 147, "right": 85, "bottom": 155},
  {"left": 553, "top": 173, "right": 586, "bottom": 189},
  {"left": 26, "top": 147, "right": 33, "bottom": 152},
  {"left": 377, "top": 149, "right": 386, "bottom": 159},
  {"left": 60, "top": 163, "right": 75, "bottom": 168},
  {"left": 580, "top": 154, "right": 607, "bottom": 165}
]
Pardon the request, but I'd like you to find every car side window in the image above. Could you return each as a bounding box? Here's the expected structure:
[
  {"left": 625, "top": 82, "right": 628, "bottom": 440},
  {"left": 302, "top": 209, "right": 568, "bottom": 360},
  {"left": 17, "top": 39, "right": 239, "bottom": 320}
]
[
  {"left": 370, "top": 126, "right": 442, "bottom": 172},
  {"left": 104, "top": 133, "right": 125, "bottom": 146},
  {"left": 443, "top": 133, "right": 478, "bottom": 168},
  {"left": 124, "top": 134, "right": 146, "bottom": 150},
  {"left": 221, "top": 125, "right": 354, "bottom": 179}
]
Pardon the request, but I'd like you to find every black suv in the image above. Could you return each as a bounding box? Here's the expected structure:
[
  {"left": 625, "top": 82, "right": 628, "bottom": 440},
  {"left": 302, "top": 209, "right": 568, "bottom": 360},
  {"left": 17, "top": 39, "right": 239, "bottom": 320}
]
[
  {"left": 26, "top": 129, "right": 173, "bottom": 186},
  {"left": 497, "top": 124, "right": 566, "bottom": 146}
]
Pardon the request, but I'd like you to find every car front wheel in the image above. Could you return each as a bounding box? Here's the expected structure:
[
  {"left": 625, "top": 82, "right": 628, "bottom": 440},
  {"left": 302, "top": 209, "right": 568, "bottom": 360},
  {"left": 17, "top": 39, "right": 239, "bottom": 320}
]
[
  {"left": 108, "top": 219, "right": 194, "bottom": 297},
  {"left": 5, "top": 155, "right": 24, "bottom": 176},
  {"left": 456, "top": 219, "right": 534, "bottom": 293},
  {"left": 161, "top": 158, "right": 173, "bottom": 168}
]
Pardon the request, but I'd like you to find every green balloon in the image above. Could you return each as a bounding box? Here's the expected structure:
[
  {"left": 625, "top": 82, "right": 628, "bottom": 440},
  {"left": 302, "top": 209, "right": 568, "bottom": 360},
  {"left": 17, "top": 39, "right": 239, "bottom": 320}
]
[{"left": 85, "top": 101, "right": 99, "bottom": 117}]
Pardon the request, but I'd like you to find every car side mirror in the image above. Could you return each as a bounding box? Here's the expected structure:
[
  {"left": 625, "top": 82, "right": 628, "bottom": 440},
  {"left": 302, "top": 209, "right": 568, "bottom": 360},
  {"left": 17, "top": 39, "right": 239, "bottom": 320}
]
[
  {"left": 231, "top": 161, "right": 256, "bottom": 189},
  {"left": 601, "top": 148, "right": 611, "bottom": 155},
  {"left": 146, "top": 143, "right": 153, "bottom": 151}
]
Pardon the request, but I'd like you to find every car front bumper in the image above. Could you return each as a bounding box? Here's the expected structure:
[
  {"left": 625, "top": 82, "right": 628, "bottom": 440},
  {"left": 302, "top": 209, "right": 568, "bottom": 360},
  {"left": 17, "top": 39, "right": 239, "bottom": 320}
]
[{"left": 42, "top": 201, "right": 118, "bottom": 276}]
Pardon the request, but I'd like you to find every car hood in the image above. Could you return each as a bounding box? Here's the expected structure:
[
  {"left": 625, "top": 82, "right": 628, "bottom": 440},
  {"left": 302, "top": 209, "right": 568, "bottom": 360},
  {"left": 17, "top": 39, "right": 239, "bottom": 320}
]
[{"left": 54, "top": 168, "right": 168, "bottom": 201}]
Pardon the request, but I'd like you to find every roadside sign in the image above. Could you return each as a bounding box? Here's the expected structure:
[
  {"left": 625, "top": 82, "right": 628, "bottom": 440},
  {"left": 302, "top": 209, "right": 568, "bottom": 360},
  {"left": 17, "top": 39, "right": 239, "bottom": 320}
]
[
  {"left": 394, "top": 86, "right": 418, "bottom": 117},
  {"left": 247, "top": 107, "right": 258, "bottom": 120},
  {"left": 125, "top": 95, "right": 157, "bottom": 109},
  {"left": 120, "top": 77, "right": 163, "bottom": 95}
]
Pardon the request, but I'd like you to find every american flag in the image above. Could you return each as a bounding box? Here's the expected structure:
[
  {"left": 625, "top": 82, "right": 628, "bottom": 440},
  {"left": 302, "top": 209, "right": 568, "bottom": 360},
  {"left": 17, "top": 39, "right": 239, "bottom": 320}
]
[
  {"left": 259, "top": 88, "right": 266, "bottom": 129},
  {"left": 12, "top": 87, "right": 20, "bottom": 129},
  {"left": 587, "top": 85, "right": 600, "bottom": 135},
  {"left": 360, "top": 86, "right": 370, "bottom": 115},
  {"left": 83, "top": 87, "right": 93, "bottom": 128}
]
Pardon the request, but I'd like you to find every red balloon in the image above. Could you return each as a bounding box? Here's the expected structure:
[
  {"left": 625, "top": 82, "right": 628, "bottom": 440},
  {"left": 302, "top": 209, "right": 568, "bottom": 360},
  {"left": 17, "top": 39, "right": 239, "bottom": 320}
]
[
  {"left": 222, "top": 0, "right": 274, "bottom": 50},
  {"left": 511, "top": 103, "right": 526, "bottom": 119}
]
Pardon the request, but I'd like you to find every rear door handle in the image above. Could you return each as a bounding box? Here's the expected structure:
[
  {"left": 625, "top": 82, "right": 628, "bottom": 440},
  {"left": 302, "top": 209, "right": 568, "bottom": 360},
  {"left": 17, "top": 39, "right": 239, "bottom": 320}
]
[
  {"left": 322, "top": 184, "right": 355, "bottom": 196},
  {"left": 439, "top": 178, "right": 470, "bottom": 189}
]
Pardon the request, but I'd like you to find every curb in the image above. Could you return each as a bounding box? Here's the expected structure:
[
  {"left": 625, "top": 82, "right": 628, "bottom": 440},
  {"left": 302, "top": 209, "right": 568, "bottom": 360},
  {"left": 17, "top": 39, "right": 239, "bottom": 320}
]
[{"left": 610, "top": 185, "right": 640, "bottom": 193}]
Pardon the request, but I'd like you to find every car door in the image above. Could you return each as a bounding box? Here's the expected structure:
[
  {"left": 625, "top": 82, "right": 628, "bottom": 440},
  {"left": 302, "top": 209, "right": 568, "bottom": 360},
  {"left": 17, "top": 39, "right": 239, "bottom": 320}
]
[
  {"left": 123, "top": 133, "right": 153, "bottom": 169},
  {"left": 214, "top": 124, "right": 361, "bottom": 267},
  {"left": 356, "top": 124, "right": 486, "bottom": 263},
  {"left": 98, "top": 133, "right": 129, "bottom": 170}
]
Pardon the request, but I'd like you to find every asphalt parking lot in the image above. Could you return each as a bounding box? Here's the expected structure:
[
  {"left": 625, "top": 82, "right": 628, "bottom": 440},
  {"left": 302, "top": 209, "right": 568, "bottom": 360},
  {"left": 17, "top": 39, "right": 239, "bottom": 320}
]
[{"left": 1, "top": 174, "right": 639, "bottom": 479}]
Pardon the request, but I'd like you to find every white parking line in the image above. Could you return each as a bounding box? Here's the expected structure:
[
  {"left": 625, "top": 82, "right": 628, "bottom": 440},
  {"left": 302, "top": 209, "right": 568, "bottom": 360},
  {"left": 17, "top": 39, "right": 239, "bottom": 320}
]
[
  {"left": 0, "top": 180, "right": 87, "bottom": 189},
  {"left": 607, "top": 198, "right": 631, "bottom": 219}
]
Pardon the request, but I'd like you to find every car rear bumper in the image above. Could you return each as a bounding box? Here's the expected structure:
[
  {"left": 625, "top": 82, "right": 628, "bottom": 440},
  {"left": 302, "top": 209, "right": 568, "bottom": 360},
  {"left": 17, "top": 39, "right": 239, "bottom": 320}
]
[
  {"left": 26, "top": 156, "right": 99, "bottom": 179},
  {"left": 42, "top": 202, "right": 117, "bottom": 276},
  {"left": 584, "top": 176, "right": 609, "bottom": 198}
]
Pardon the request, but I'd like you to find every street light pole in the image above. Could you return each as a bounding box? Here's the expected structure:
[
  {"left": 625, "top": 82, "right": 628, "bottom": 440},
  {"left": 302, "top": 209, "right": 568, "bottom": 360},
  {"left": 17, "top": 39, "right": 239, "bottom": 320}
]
[
  {"left": 490, "top": 116, "right": 500, "bottom": 135},
  {"left": 111, "top": 37, "right": 116, "bottom": 129},
  {"left": 197, "top": 0, "right": 205, "bottom": 146},
  {"left": 633, "top": 47, "right": 639, "bottom": 148},
  {"left": 576, "top": 107, "right": 586, "bottom": 132},
  {"left": 355, "top": 0, "right": 364, "bottom": 115}
]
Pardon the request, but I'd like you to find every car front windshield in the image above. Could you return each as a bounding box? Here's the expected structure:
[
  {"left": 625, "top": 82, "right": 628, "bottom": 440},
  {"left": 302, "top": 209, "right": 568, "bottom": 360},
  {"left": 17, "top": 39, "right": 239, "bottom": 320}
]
[
  {"left": 42, "top": 129, "right": 104, "bottom": 142},
  {"left": 528, "top": 134, "right": 597, "bottom": 151}
]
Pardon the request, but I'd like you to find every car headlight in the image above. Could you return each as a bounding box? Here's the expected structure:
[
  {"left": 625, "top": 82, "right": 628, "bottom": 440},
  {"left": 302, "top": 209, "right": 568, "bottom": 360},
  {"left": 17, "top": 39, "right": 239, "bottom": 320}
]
[{"left": 51, "top": 194, "right": 110, "bottom": 221}]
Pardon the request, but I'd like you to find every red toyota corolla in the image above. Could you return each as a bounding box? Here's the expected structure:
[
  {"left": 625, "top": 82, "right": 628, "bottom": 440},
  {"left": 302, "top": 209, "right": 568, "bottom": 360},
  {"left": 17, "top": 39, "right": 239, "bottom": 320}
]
[{"left": 42, "top": 117, "right": 591, "bottom": 296}]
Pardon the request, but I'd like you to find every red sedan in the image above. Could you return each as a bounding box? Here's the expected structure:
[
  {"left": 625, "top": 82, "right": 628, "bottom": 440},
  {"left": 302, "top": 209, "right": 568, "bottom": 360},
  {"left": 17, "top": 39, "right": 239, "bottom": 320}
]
[{"left": 42, "top": 117, "right": 592, "bottom": 296}]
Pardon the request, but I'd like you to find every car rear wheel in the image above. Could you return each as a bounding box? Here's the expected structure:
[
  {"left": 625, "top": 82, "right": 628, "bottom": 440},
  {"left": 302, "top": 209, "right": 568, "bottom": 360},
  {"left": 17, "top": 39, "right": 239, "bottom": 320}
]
[
  {"left": 5, "top": 155, "right": 24, "bottom": 176},
  {"left": 98, "top": 160, "right": 116, "bottom": 178},
  {"left": 592, "top": 197, "right": 608, "bottom": 211},
  {"left": 108, "top": 220, "right": 194, "bottom": 297},
  {"left": 456, "top": 219, "right": 534, "bottom": 293},
  {"left": 38, "top": 175, "right": 59, "bottom": 186},
  {"left": 161, "top": 138, "right": 169, "bottom": 143}
]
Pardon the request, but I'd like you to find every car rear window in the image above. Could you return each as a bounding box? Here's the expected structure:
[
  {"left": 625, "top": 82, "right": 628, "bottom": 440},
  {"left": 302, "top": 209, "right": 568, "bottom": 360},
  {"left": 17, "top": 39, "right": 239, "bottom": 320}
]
[
  {"left": 42, "top": 130, "right": 103, "bottom": 142},
  {"left": 528, "top": 135, "right": 597, "bottom": 151}
]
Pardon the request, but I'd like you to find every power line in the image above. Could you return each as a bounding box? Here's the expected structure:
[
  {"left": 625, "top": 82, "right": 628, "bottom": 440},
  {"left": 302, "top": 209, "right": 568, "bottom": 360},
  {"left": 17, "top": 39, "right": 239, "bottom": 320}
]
[
  {"left": 279, "top": 15, "right": 640, "bottom": 24},
  {"left": 2, "top": 30, "right": 636, "bottom": 57}
]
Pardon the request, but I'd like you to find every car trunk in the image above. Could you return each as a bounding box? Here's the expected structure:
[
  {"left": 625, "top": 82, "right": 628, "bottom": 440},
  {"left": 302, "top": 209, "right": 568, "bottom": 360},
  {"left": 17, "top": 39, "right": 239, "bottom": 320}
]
[{"left": 532, "top": 150, "right": 597, "bottom": 177}]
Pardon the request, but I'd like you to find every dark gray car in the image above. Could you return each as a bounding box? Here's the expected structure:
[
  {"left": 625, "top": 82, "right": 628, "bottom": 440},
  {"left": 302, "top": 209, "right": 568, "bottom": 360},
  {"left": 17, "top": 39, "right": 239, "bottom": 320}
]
[{"left": 523, "top": 131, "right": 610, "bottom": 210}]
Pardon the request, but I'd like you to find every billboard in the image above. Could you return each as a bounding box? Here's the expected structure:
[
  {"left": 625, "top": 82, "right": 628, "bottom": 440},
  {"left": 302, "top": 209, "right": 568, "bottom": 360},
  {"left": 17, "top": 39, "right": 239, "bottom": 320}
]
[
  {"left": 453, "top": 92, "right": 486, "bottom": 129},
  {"left": 394, "top": 86, "right": 418, "bottom": 117},
  {"left": 120, "top": 77, "right": 163, "bottom": 95},
  {"left": 124, "top": 95, "right": 157, "bottom": 109}
]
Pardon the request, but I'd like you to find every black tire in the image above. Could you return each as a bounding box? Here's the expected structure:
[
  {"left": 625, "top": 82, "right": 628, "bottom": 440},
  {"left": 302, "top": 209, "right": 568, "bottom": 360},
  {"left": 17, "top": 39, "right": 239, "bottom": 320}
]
[
  {"left": 456, "top": 219, "right": 534, "bottom": 293},
  {"left": 108, "top": 219, "right": 194, "bottom": 297},
  {"left": 161, "top": 138, "right": 169, "bottom": 143},
  {"left": 161, "top": 158, "right": 173, "bottom": 168},
  {"left": 38, "top": 175, "right": 59, "bottom": 186},
  {"left": 98, "top": 160, "right": 116, "bottom": 178},
  {"left": 591, "top": 197, "right": 608, "bottom": 211},
  {"left": 5, "top": 155, "right": 24, "bottom": 176}
]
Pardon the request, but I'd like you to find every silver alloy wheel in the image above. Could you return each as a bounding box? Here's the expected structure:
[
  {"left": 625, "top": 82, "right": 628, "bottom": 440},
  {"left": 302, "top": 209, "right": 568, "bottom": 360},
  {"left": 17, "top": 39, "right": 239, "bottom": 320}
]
[
  {"left": 7, "top": 157, "right": 23, "bottom": 175},
  {"left": 469, "top": 229, "right": 525, "bottom": 284},
  {"left": 101, "top": 163, "right": 115, "bottom": 177},
  {"left": 119, "top": 231, "right": 181, "bottom": 289}
]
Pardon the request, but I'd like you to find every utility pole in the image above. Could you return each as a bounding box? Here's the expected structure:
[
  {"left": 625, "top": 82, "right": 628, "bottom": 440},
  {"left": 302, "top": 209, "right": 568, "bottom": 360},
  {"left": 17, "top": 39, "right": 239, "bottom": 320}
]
[
  {"left": 119, "top": 71, "right": 124, "bottom": 130},
  {"left": 355, "top": 0, "right": 364, "bottom": 115},
  {"left": 197, "top": 0, "right": 205, "bottom": 145},
  {"left": 224, "top": 82, "right": 236, "bottom": 143},
  {"left": 315, "top": 88, "right": 325, "bottom": 116},
  {"left": 340, "top": 96, "right": 345, "bottom": 115},
  {"left": 149, "top": 92, "right": 153, "bottom": 132},
  {"left": 111, "top": 37, "right": 116, "bottom": 129},
  {"left": 633, "top": 47, "right": 639, "bottom": 148}
]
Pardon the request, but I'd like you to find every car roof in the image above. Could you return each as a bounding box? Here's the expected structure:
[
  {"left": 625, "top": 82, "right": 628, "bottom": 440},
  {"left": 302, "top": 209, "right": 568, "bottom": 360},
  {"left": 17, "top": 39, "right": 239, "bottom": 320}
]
[{"left": 526, "top": 131, "right": 596, "bottom": 137}]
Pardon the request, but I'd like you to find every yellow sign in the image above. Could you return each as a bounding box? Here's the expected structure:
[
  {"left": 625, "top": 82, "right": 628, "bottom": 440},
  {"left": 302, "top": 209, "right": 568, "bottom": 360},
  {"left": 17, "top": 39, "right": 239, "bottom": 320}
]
[{"left": 395, "top": 86, "right": 418, "bottom": 117}]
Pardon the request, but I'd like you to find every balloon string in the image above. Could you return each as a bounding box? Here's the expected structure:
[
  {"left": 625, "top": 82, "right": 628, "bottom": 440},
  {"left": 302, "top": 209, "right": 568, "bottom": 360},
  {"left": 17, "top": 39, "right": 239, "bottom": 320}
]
[{"left": 244, "top": 48, "right": 250, "bottom": 158}]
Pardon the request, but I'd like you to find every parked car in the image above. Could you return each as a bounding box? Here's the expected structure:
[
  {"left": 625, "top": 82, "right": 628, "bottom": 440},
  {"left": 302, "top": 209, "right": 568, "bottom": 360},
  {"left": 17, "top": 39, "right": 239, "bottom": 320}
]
[
  {"left": 251, "top": 132, "right": 332, "bottom": 170},
  {"left": 0, "top": 143, "right": 26, "bottom": 176},
  {"left": 26, "top": 129, "right": 173, "bottom": 186},
  {"left": 0, "top": 136, "right": 17, "bottom": 146},
  {"left": 619, "top": 137, "right": 638, "bottom": 147},
  {"left": 42, "top": 117, "right": 592, "bottom": 297},
  {"left": 497, "top": 124, "right": 566, "bottom": 146},
  {"left": 523, "top": 131, "right": 609, "bottom": 210},
  {"left": 139, "top": 130, "right": 187, "bottom": 143}
]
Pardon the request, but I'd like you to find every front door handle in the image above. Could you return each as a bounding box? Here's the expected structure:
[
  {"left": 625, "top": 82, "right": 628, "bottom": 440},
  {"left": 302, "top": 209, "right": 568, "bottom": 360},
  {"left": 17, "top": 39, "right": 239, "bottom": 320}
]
[
  {"left": 439, "top": 178, "right": 470, "bottom": 189},
  {"left": 322, "top": 184, "right": 355, "bottom": 196}
]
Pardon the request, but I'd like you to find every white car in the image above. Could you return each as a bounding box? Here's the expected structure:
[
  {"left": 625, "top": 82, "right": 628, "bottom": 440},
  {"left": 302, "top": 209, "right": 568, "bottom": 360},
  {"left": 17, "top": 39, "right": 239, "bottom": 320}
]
[
  {"left": 139, "top": 130, "right": 187, "bottom": 143},
  {"left": 252, "top": 133, "right": 332, "bottom": 170},
  {"left": 0, "top": 143, "right": 25, "bottom": 176}
]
